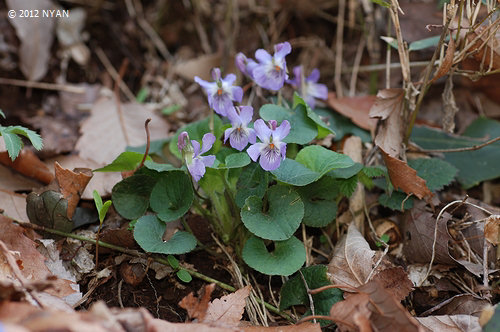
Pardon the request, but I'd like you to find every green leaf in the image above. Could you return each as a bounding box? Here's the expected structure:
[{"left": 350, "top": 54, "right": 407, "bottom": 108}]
[
  {"left": 242, "top": 236, "right": 306, "bottom": 276},
  {"left": 484, "top": 303, "right": 500, "bottom": 332},
  {"left": 149, "top": 171, "right": 194, "bottom": 222},
  {"left": 99, "top": 201, "right": 112, "bottom": 223},
  {"left": 143, "top": 160, "right": 178, "bottom": 172},
  {"left": 176, "top": 269, "right": 192, "bottom": 283},
  {"left": 337, "top": 175, "right": 359, "bottom": 198},
  {"left": 134, "top": 215, "right": 197, "bottom": 254},
  {"left": 235, "top": 163, "right": 268, "bottom": 208},
  {"left": 371, "top": 0, "right": 390, "bottom": 8},
  {"left": 409, "top": 35, "right": 442, "bottom": 51},
  {"left": 220, "top": 152, "right": 251, "bottom": 169},
  {"left": 26, "top": 191, "right": 73, "bottom": 233},
  {"left": 296, "top": 176, "right": 339, "bottom": 227},
  {"left": 169, "top": 115, "right": 223, "bottom": 159},
  {"left": 361, "top": 165, "right": 387, "bottom": 178},
  {"left": 93, "top": 190, "right": 103, "bottom": 211},
  {"left": 127, "top": 138, "right": 170, "bottom": 155},
  {"left": 95, "top": 151, "right": 151, "bottom": 172},
  {"left": 314, "top": 108, "right": 371, "bottom": 142},
  {"left": 1, "top": 130, "right": 23, "bottom": 160},
  {"left": 167, "top": 255, "right": 179, "bottom": 269},
  {"left": 379, "top": 191, "right": 414, "bottom": 211},
  {"left": 241, "top": 185, "right": 304, "bottom": 241},
  {"left": 292, "top": 93, "right": 334, "bottom": 137},
  {"left": 328, "top": 162, "right": 364, "bottom": 179},
  {"left": 411, "top": 118, "right": 500, "bottom": 188},
  {"left": 408, "top": 158, "right": 457, "bottom": 191},
  {"left": 136, "top": 87, "right": 149, "bottom": 103},
  {"left": 280, "top": 265, "right": 343, "bottom": 326},
  {"left": 6, "top": 125, "right": 43, "bottom": 151},
  {"left": 112, "top": 174, "right": 157, "bottom": 219},
  {"left": 162, "top": 104, "right": 181, "bottom": 115},
  {"left": 272, "top": 146, "right": 355, "bottom": 186},
  {"left": 380, "top": 36, "right": 398, "bottom": 50},
  {"left": 259, "top": 104, "right": 317, "bottom": 144}
]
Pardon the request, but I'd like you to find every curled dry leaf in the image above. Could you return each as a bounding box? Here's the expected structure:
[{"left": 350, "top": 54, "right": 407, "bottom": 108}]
[
  {"left": 484, "top": 215, "right": 499, "bottom": 246},
  {"left": 330, "top": 279, "right": 425, "bottom": 332},
  {"left": 416, "top": 314, "right": 481, "bottom": 332},
  {"left": 179, "top": 283, "right": 216, "bottom": 322},
  {"left": 327, "top": 92, "right": 377, "bottom": 131},
  {"left": 328, "top": 223, "right": 391, "bottom": 288},
  {"left": 421, "top": 294, "right": 490, "bottom": 317},
  {"left": 6, "top": 0, "right": 56, "bottom": 81},
  {"left": 205, "top": 285, "right": 251, "bottom": 326},
  {"left": 0, "top": 149, "right": 54, "bottom": 185},
  {"left": 402, "top": 200, "right": 456, "bottom": 265},
  {"left": 465, "top": 25, "right": 500, "bottom": 71},
  {"left": 371, "top": 267, "right": 413, "bottom": 302},
  {"left": 429, "top": 33, "right": 456, "bottom": 84},
  {"left": 54, "top": 162, "right": 92, "bottom": 219}
]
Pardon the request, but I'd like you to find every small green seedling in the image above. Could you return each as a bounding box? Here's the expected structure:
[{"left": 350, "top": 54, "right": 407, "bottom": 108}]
[
  {"left": 93, "top": 190, "right": 112, "bottom": 225},
  {"left": 167, "top": 255, "right": 192, "bottom": 283},
  {"left": 376, "top": 233, "right": 391, "bottom": 248}
]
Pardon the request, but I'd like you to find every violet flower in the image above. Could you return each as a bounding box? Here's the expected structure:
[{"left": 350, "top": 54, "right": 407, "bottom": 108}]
[
  {"left": 178, "top": 131, "right": 216, "bottom": 182},
  {"left": 247, "top": 119, "right": 290, "bottom": 171},
  {"left": 235, "top": 52, "right": 258, "bottom": 79},
  {"left": 287, "top": 66, "right": 328, "bottom": 109},
  {"left": 224, "top": 106, "right": 256, "bottom": 151},
  {"left": 252, "top": 42, "right": 292, "bottom": 91},
  {"left": 194, "top": 68, "right": 243, "bottom": 116}
]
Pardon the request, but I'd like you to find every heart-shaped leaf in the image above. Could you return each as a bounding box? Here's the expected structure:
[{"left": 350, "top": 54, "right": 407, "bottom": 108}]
[
  {"left": 259, "top": 104, "right": 317, "bottom": 144},
  {"left": 133, "top": 215, "right": 197, "bottom": 255},
  {"left": 272, "top": 145, "right": 355, "bottom": 186},
  {"left": 242, "top": 236, "right": 306, "bottom": 276},
  {"left": 296, "top": 176, "right": 339, "bottom": 227},
  {"left": 241, "top": 185, "right": 304, "bottom": 241},
  {"left": 235, "top": 163, "right": 268, "bottom": 208},
  {"left": 94, "top": 151, "right": 151, "bottom": 172},
  {"left": 26, "top": 191, "right": 73, "bottom": 232},
  {"left": 112, "top": 174, "right": 157, "bottom": 219},
  {"left": 150, "top": 171, "right": 193, "bottom": 222},
  {"left": 292, "top": 93, "right": 334, "bottom": 138},
  {"left": 220, "top": 152, "right": 251, "bottom": 169}
]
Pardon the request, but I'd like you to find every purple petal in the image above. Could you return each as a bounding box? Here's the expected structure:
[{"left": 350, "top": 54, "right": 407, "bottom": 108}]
[
  {"left": 247, "top": 143, "right": 264, "bottom": 162},
  {"left": 201, "top": 133, "right": 216, "bottom": 154},
  {"left": 304, "top": 95, "right": 316, "bottom": 110},
  {"left": 286, "top": 66, "right": 302, "bottom": 87},
  {"left": 210, "top": 94, "right": 232, "bottom": 116},
  {"left": 187, "top": 158, "right": 206, "bottom": 182},
  {"left": 229, "top": 129, "right": 249, "bottom": 151},
  {"left": 248, "top": 128, "right": 256, "bottom": 144},
  {"left": 307, "top": 68, "right": 320, "bottom": 83},
  {"left": 235, "top": 53, "right": 248, "bottom": 75},
  {"left": 268, "top": 120, "right": 277, "bottom": 131},
  {"left": 224, "top": 127, "right": 232, "bottom": 143},
  {"left": 231, "top": 86, "right": 243, "bottom": 103},
  {"left": 211, "top": 68, "right": 221, "bottom": 81},
  {"left": 307, "top": 82, "right": 328, "bottom": 100},
  {"left": 239, "top": 106, "right": 254, "bottom": 125},
  {"left": 194, "top": 76, "right": 216, "bottom": 91},
  {"left": 201, "top": 155, "right": 215, "bottom": 167},
  {"left": 274, "top": 42, "right": 292, "bottom": 59},
  {"left": 222, "top": 73, "right": 236, "bottom": 85},
  {"left": 226, "top": 106, "right": 241, "bottom": 125},
  {"left": 253, "top": 119, "right": 272, "bottom": 142},
  {"left": 279, "top": 142, "right": 287, "bottom": 159},
  {"left": 191, "top": 140, "right": 201, "bottom": 157},
  {"left": 246, "top": 59, "right": 258, "bottom": 78},
  {"left": 273, "top": 120, "right": 290, "bottom": 141},
  {"left": 259, "top": 144, "right": 282, "bottom": 171},
  {"left": 255, "top": 49, "right": 272, "bottom": 63},
  {"left": 253, "top": 64, "right": 286, "bottom": 91},
  {"left": 177, "top": 131, "right": 189, "bottom": 151}
]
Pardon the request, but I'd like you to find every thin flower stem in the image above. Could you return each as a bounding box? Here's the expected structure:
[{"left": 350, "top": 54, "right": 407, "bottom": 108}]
[
  {"left": 13, "top": 220, "right": 292, "bottom": 322},
  {"left": 277, "top": 90, "right": 282, "bottom": 106}
]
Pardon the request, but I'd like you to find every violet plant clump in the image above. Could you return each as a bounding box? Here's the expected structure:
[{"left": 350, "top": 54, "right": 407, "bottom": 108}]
[{"left": 106, "top": 41, "right": 364, "bottom": 279}]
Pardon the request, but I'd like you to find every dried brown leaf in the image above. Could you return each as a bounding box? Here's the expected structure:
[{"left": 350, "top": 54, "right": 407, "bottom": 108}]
[
  {"left": 466, "top": 26, "right": 500, "bottom": 71},
  {"left": 417, "top": 314, "right": 481, "bottom": 332},
  {"left": 327, "top": 92, "right": 377, "bottom": 131},
  {"left": 484, "top": 215, "right": 499, "bottom": 245},
  {"left": 380, "top": 150, "right": 433, "bottom": 200},
  {"left": 0, "top": 189, "right": 28, "bottom": 222},
  {"left": 329, "top": 224, "right": 383, "bottom": 288},
  {"left": 75, "top": 95, "right": 169, "bottom": 166},
  {"left": 54, "top": 162, "right": 92, "bottom": 219},
  {"left": 6, "top": 0, "right": 56, "bottom": 81},
  {"left": 0, "top": 150, "right": 54, "bottom": 185},
  {"left": 179, "top": 283, "right": 215, "bottom": 321},
  {"left": 371, "top": 267, "right": 413, "bottom": 302},
  {"left": 421, "top": 294, "right": 490, "bottom": 317},
  {"left": 0, "top": 164, "right": 41, "bottom": 192},
  {"left": 205, "top": 285, "right": 251, "bottom": 326},
  {"left": 402, "top": 200, "right": 455, "bottom": 265},
  {"left": 174, "top": 53, "right": 222, "bottom": 81},
  {"left": 430, "top": 34, "right": 456, "bottom": 84},
  {"left": 369, "top": 88, "right": 405, "bottom": 158}
]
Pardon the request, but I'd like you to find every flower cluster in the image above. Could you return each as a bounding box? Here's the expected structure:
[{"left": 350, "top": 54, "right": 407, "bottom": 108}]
[{"left": 188, "top": 41, "right": 328, "bottom": 181}]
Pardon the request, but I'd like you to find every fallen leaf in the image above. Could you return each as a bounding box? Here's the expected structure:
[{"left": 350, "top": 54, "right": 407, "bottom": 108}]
[
  {"left": 369, "top": 88, "right": 405, "bottom": 158},
  {"left": 381, "top": 150, "right": 433, "bottom": 200},
  {"left": 59, "top": 83, "right": 101, "bottom": 117},
  {"left": 421, "top": 294, "right": 490, "bottom": 317},
  {"left": 417, "top": 314, "right": 481, "bottom": 332},
  {"left": 402, "top": 200, "right": 456, "bottom": 265},
  {"left": 330, "top": 279, "right": 425, "bottom": 332},
  {"left": 0, "top": 189, "right": 28, "bottom": 222},
  {"left": 0, "top": 149, "right": 54, "bottom": 184},
  {"left": 205, "top": 285, "right": 251, "bottom": 326},
  {"left": 6, "top": 0, "right": 56, "bottom": 81},
  {"left": 0, "top": 215, "right": 78, "bottom": 300},
  {"left": 56, "top": 7, "right": 90, "bottom": 65},
  {"left": 484, "top": 215, "right": 500, "bottom": 245},
  {"left": 179, "top": 283, "right": 215, "bottom": 321},
  {"left": 465, "top": 25, "right": 500, "bottom": 71},
  {"left": 327, "top": 92, "right": 377, "bottom": 131},
  {"left": 0, "top": 164, "right": 42, "bottom": 192},
  {"left": 371, "top": 267, "right": 413, "bottom": 302},
  {"left": 328, "top": 223, "right": 391, "bottom": 288},
  {"left": 174, "top": 53, "right": 225, "bottom": 81},
  {"left": 54, "top": 162, "right": 92, "bottom": 219},
  {"left": 75, "top": 94, "right": 170, "bottom": 166}
]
